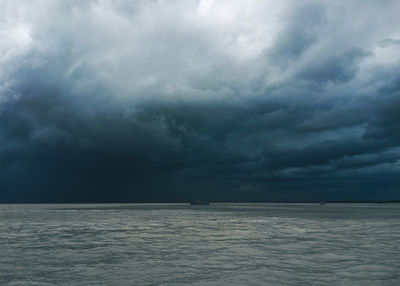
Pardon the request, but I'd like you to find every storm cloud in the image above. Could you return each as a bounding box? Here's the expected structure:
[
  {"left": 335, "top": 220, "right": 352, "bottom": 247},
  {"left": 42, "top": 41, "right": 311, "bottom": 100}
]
[{"left": 1, "top": 0, "right": 400, "bottom": 202}]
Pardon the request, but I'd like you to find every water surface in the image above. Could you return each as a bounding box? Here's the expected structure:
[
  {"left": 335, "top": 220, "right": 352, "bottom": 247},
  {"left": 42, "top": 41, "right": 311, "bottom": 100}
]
[{"left": 0, "top": 203, "right": 399, "bottom": 285}]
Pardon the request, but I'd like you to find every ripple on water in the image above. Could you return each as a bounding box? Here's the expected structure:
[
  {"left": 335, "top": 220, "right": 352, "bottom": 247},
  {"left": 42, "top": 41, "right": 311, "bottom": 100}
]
[{"left": 0, "top": 203, "right": 399, "bottom": 285}]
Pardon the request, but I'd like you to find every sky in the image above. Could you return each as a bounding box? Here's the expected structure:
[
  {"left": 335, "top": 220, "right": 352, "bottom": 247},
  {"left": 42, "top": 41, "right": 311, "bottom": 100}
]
[{"left": 1, "top": 0, "right": 400, "bottom": 202}]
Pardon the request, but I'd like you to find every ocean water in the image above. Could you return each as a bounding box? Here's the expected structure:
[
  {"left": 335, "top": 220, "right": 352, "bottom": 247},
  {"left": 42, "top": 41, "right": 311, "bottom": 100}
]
[{"left": 0, "top": 203, "right": 399, "bottom": 286}]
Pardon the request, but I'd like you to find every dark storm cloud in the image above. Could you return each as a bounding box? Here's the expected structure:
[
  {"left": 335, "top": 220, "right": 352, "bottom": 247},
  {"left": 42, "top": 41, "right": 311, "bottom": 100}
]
[{"left": 1, "top": 0, "right": 400, "bottom": 202}]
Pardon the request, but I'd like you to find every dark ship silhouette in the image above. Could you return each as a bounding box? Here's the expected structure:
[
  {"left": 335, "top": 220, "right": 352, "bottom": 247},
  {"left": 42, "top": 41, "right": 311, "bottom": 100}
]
[{"left": 190, "top": 200, "right": 210, "bottom": 205}]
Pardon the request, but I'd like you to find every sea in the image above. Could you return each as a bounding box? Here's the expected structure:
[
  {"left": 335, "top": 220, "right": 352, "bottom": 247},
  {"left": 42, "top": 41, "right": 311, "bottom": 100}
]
[{"left": 0, "top": 203, "right": 399, "bottom": 286}]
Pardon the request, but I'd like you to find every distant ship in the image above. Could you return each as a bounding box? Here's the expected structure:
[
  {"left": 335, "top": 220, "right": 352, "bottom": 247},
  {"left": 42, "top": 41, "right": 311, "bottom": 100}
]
[
  {"left": 320, "top": 200, "right": 326, "bottom": 205},
  {"left": 190, "top": 201, "right": 210, "bottom": 205}
]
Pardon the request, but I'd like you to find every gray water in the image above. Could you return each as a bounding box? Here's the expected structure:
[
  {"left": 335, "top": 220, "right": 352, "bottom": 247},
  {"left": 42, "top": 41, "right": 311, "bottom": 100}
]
[{"left": 0, "top": 203, "right": 399, "bottom": 286}]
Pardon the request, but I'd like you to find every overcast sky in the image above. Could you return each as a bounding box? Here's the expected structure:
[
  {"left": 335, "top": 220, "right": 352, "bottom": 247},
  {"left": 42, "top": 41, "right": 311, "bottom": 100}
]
[{"left": 1, "top": 0, "right": 400, "bottom": 202}]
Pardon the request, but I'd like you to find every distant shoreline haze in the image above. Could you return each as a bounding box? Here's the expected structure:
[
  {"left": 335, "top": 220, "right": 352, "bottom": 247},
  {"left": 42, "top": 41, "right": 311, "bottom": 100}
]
[{"left": 1, "top": 201, "right": 399, "bottom": 204}]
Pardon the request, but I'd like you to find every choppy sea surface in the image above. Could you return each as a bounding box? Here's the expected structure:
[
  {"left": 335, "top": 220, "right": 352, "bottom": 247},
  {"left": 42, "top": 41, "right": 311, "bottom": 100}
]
[{"left": 0, "top": 203, "right": 399, "bottom": 286}]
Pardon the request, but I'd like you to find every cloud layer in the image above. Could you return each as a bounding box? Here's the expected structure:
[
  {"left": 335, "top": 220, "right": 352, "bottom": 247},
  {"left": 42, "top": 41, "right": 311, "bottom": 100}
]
[{"left": 1, "top": 0, "right": 400, "bottom": 202}]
